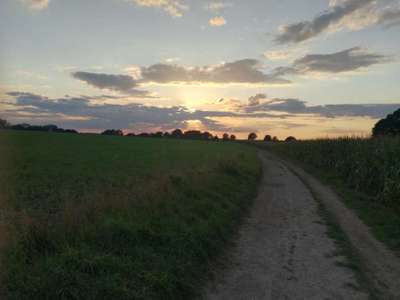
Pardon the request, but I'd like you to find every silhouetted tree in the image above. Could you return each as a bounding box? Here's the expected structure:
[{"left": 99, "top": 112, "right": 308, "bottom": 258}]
[
  {"left": 0, "top": 118, "right": 10, "bottom": 129},
  {"left": 153, "top": 131, "right": 163, "bottom": 138},
  {"left": 163, "top": 132, "right": 171, "bottom": 138},
  {"left": 272, "top": 136, "right": 279, "bottom": 142},
  {"left": 64, "top": 129, "right": 78, "bottom": 134},
  {"left": 11, "top": 123, "right": 30, "bottom": 130},
  {"left": 230, "top": 134, "right": 236, "bottom": 141},
  {"left": 102, "top": 129, "right": 124, "bottom": 136},
  {"left": 202, "top": 131, "right": 213, "bottom": 140},
  {"left": 9, "top": 123, "right": 77, "bottom": 133},
  {"left": 248, "top": 132, "right": 257, "bottom": 141},
  {"left": 285, "top": 136, "right": 297, "bottom": 142},
  {"left": 373, "top": 108, "right": 400, "bottom": 136},
  {"left": 137, "top": 133, "right": 150, "bottom": 138},
  {"left": 42, "top": 124, "right": 58, "bottom": 132},
  {"left": 171, "top": 129, "right": 183, "bottom": 138},
  {"left": 264, "top": 135, "right": 272, "bottom": 142},
  {"left": 126, "top": 133, "right": 136, "bottom": 137},
  {"left": 222, "top": 133, "right": 230, "bottom": 141},
  {"left": 183, "top": 130, "right": 212, "bottom": 140},
  {"left": 214, "top": 135, "right": 219, "bottom": 141}
]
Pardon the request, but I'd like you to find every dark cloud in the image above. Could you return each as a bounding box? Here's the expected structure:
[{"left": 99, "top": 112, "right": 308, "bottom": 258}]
[
  {"left": 139, "top": 59, "right": 289, "bottom": 85},
  {"left": 4, "top": 92, "right": 399, "bottom": 133},
  {"left": 71, "top": 59, "right": 290, "bottom": 93},
  {"left": 271, "top": 47, "right": 390, "bottom": 77},
  {"left": 71, "top": 72, "right": 152, "bottom": 96},
  {"left": 245, "top": 97, "right": 400, "bottom": 119},
  {"left": 71, "top": 49, "right": 386, "bottom": 93},
  {"left": 377, "top": 8, "right": 400, "bottom": 28},
  {"left": 275, "top": 0, "right": 374, "bottom": 44},
  {"left": 248, "top": 93, "right": 267, "bottom": 106},
  {"left": 3, "top": 92, "right": 264, "bottom": 131}
]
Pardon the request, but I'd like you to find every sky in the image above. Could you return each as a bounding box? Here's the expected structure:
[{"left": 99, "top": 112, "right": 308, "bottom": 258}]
[{"left": 1, "top": 0, "right": 400, "bottom": 139}]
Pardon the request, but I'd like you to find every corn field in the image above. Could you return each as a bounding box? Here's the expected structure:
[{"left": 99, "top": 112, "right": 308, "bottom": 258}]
[{"left": 266, "top": 137, "right": 400, "bottom": 210}]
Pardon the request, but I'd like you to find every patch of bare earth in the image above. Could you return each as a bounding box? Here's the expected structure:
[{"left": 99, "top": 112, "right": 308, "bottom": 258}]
[{"left": 204, "top": 151, "right": 375, "bottom": 300}]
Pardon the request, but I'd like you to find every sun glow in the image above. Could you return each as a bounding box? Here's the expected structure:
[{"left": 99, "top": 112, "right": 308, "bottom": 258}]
[{"left": 174, "top": 87, "right": 219, "bottom": 108}]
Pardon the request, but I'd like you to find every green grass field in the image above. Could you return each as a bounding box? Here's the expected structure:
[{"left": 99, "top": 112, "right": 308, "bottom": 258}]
[
  {"left": 0, "top": 131, "right": 261, "bottom": 300},
  {"left": 258, "top": 137, "right": 400, "bottom": 254}
]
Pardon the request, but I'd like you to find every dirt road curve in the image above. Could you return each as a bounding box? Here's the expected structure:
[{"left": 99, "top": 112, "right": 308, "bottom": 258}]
[{"left": 204, "top": 151, "right": 400, "bottom": 300}]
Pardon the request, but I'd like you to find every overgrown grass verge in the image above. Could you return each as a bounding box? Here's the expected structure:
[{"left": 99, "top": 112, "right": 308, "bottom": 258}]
[
  {"left": 255, "top": 140, "right": 400, "bottom": 256},
  {"left": 0, "top": 131, "right": 261, "bottom": 300}
]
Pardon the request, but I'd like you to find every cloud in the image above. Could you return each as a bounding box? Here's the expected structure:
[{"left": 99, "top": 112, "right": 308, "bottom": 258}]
[
  {"left": 130, "top": 0, "right": 188, "bottom": 17},
  {"left": 4, "top": 92, "right": 200, "bottom": 130},
  {"left": 244, "top": 97, "right": 400, "bottom": 119},
  {"left": 275, "top": 0, "right": 375, "bottom": 44},
  {"left": 3, "top": 92, "right": 400, "bottom": 136},
  {"left": 24, "top": 0, "right": 50, "bottom": 10},
  {"left": 71, "top": 48, "right": 389, "bottom": 95},
  {"left": 271, "top": 47, "right": 390, "bottom": 77},
  {"left": 205, "top": 2, "right": 231, "bottom": 12},
  {"left": 71, "top": 72, "right": 152, "bottom": 97},
  {"left": 374, "top": 7, "right": 400, "bottom": 28},
  {"left": 139, "top": 59, "right": 289, "bottom": 85},
  {"left": 2, "top": 92, "right": 289, "bottom": 132},
  {"left": 209, "top": 16, "right": 227, "bottom": 27},
  {"left": 264, "top": 50, "right": 293, "bottom": 61},
  {"left": 248, "top": 93, "right": 267, "bottom": 106}
]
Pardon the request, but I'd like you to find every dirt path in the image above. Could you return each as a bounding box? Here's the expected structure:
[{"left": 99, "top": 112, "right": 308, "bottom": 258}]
[
  {"left": 204, "top": 151, "right": 392, "bottom": 300},
  {"left": 283, "top": 154, "right": 400, "bottom": 299}
]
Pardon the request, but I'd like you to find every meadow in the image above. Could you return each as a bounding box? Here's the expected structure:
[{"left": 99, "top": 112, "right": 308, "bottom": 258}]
[
  {"left": 0, "top": 130, "right": 260, "bottom": 299},
  {"left": 260, "top": 137, "right": 400, "bottom": 253}
]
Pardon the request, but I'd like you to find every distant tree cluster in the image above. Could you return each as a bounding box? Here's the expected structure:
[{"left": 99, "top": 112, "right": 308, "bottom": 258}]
[
  {"left": 105, "top": 128, "right": 239, "bottom": 141},
  {"left": 0, "top": 118, "right": 11, "bottom": 129},
  {"left": 248, "top": 133, "right": 296, "bottom": 142},
  {"left": 100, "top": 128, "right": 242, "bottom": 142},
  {"left": 285, "top": 136, "right": 297, "bottom": 142},
  {"left": 373, "top": 108, "right": 400, "bottom": 137},
  {"left": 0, "top": 119, "right": 78, "bottom": 134},
  {"left": 101, "top": 129, "right": 124, "bottom": 136}
]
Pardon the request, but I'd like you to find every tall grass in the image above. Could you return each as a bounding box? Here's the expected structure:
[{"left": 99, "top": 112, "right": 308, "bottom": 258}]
[
  {"left": 265, "top": 137, "right": 400, "bottom": 209},
  {"left": 0, "top": 131, "right": 261, "bottom": 300},
  {"left": 260, "top": 137, "right": 400, "bottom": 252}
]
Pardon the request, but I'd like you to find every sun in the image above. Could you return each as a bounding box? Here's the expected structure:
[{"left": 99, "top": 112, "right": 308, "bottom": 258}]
[{"left": 175, "top": 86, "right": 219, "bottom": 109}]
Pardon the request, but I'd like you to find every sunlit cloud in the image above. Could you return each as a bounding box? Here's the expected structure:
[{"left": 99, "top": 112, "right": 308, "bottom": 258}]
[
  {"left": 264, "top": 50, "right": 293, "bottom": 61},
  {"left": 205, "top": 2, "right": 231, "bottom": 13},
  {"left": 130, "top": 0, "right": 188, "bottom": 17},
  {"left": 209, "top": 16, "right": 227, "bottom": 27},
  {"left": 164, "top": 57, "right": 181, "bottom": 63},
  {"left": 23, "top": 0, "right": 50, "bottom": 10}
]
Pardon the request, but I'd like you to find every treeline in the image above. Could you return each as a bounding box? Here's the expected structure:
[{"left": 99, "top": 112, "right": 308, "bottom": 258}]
[
  {"left": 0, "top": 119, "right": 77, "bottom": 134},
  {"left": 102, "top": 129, "right": 235, "bottom": 141},
  {"left": 1, "top": 118, "right": 298, "bottom": 141},
  {"left": 102, "top": 129, "right": 298, "bottom": 142}
]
